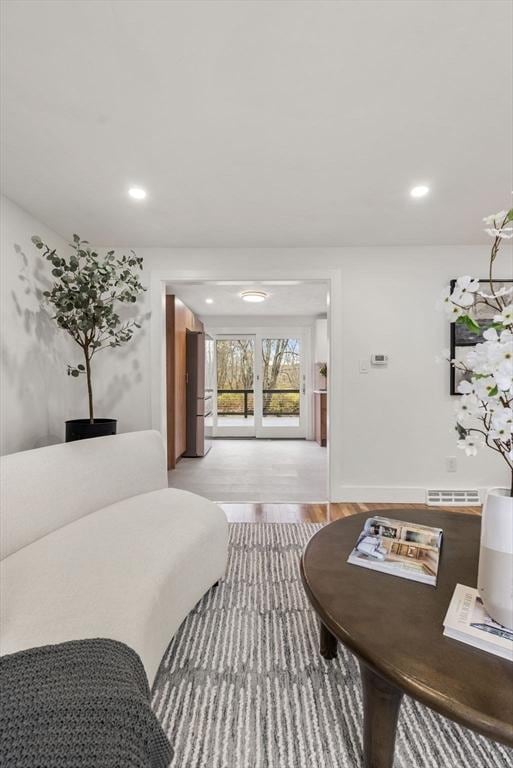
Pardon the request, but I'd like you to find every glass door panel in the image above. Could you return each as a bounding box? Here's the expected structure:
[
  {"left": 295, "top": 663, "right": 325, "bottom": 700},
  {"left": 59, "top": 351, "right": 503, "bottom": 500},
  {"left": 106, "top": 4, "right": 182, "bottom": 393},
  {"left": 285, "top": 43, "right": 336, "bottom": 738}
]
[
  {"left": 257, "top": 337, "right": 306, "bottom": 437},
  {"left": 215, "top": 336, "right": 255, "bottom": 436}
]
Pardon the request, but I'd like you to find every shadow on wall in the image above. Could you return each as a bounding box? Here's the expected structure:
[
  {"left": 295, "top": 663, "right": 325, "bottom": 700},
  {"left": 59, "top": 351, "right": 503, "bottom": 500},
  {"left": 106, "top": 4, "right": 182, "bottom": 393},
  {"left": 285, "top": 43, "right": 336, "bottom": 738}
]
[
  {"left": 93, "top": 309, "right": 150, "bottom": 419},
  {"left": 2, "top": 242, "right": 150, "bottom": 451},
  {"left": 0, "top": 244, "right": 67, "bottom": 448}
]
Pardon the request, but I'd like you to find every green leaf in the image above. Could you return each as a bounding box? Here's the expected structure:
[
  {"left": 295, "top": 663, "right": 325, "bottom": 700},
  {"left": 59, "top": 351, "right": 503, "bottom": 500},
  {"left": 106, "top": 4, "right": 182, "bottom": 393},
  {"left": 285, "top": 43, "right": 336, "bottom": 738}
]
[
  {"left": 456, "top": 314, "right": 481, "bottom": 334},
  {"left": 77, "top": 364, "right": 85, "bottom": 371},
  {"left": 71, "top": 369, "right": 80, "bottom": 377},
  {"left": 487, "top": 385, "right": 499, "bottom": 397},
  {"left": 73, "top": 234, "right": 80, "bottom": 243}
]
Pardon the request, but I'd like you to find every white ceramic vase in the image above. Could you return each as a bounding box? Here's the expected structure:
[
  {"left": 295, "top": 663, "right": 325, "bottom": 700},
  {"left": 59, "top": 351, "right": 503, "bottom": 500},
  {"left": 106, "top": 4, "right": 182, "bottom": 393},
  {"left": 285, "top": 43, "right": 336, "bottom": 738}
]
[{"left": 477, "top": 488, "right": 513, "bottom": 630}]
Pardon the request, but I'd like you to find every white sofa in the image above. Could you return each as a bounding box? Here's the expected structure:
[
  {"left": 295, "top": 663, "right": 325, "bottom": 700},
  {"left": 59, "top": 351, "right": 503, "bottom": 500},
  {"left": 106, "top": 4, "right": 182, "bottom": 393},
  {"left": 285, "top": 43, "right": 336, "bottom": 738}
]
[{"left": 0, "top": 430, "right": 228, "bottom": 685}]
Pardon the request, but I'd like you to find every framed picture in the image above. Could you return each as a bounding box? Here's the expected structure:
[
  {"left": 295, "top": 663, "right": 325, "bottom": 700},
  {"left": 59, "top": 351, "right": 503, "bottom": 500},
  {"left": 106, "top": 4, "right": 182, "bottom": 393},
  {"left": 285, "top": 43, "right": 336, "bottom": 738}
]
[{"left": 450, "top": 278, "right": 513, "bottom": 395}]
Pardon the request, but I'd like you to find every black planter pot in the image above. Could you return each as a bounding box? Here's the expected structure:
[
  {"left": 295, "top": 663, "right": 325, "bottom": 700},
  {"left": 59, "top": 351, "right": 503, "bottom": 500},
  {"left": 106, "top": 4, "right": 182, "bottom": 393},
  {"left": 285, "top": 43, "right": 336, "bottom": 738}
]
[{"left": 65, "top": 418, "right": 117, "bottom": 443}]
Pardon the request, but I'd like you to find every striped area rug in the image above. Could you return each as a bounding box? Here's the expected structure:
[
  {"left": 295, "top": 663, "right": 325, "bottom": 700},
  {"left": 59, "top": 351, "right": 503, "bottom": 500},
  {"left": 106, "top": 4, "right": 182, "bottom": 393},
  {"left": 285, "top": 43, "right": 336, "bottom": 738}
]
[{"left": 152, "top": 523, "right": 512, "bottom": 767}]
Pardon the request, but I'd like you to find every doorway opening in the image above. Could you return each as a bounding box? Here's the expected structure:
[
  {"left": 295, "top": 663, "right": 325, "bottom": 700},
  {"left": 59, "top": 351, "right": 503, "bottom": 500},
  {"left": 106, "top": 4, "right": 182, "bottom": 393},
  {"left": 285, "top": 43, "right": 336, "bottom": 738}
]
[{"left": 158, "top": 277, "right": 331, "bottom": 503}]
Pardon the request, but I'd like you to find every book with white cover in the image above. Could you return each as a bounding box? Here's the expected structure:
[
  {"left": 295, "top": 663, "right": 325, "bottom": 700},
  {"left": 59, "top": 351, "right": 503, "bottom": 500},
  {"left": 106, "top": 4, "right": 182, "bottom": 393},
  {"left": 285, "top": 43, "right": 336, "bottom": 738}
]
[
  {"left": 346, "top": 516, "right": 443, "bottom": 586},
  {"left": 443, "top": 583, "right": 513, "bottom": 661}
]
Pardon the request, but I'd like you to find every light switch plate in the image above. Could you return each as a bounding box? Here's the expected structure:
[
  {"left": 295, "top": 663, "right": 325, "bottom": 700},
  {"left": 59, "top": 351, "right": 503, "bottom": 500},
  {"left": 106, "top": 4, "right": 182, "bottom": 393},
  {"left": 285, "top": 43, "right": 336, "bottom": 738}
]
[{"left": 446, "top": 456, "right": 457, "bottom": 473}]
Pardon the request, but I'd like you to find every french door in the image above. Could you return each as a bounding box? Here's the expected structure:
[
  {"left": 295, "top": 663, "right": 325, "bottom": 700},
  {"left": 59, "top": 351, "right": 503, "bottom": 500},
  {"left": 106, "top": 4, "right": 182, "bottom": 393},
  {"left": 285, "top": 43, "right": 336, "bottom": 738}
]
[
  {"left": 213, "top": 332, "right": 307, "bottom": 438},
  {"left": 215, "top": 335, "right": 256, "bottom": 437}
]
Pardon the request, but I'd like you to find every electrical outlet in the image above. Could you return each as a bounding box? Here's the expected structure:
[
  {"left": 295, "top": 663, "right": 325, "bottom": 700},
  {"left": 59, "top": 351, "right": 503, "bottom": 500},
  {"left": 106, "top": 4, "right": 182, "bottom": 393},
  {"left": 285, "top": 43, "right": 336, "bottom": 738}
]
[{"left": 446, "top": 456, "right": 457, "bottom": 473}]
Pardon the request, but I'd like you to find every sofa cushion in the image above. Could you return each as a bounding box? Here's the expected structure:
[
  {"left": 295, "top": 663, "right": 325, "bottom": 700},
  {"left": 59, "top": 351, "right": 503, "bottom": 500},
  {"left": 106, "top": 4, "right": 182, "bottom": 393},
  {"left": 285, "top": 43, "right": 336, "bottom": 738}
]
[
  {"left": 0, "top": 430, "right": 168, "bottom": 560},
  {"left": 0, "top": 488, "right": 228, "bottom": 684}
]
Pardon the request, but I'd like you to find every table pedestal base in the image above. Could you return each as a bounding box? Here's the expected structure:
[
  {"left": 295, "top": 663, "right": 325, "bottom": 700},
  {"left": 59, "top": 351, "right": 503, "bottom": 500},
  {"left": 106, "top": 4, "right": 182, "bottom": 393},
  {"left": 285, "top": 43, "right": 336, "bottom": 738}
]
[
  {"left": 360, "top": 662, "right": 403, "bottom": 768},
  {"left": 320, "top": 622, "right": 338, "bottom": 659}
]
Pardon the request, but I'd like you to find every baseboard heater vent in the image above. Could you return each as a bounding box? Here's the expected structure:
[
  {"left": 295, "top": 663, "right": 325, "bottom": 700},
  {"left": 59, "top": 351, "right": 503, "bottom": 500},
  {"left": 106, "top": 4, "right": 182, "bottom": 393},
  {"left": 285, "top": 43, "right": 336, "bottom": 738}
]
[{"left": 426, "top": 489, "right": 481, "bottom": 506}]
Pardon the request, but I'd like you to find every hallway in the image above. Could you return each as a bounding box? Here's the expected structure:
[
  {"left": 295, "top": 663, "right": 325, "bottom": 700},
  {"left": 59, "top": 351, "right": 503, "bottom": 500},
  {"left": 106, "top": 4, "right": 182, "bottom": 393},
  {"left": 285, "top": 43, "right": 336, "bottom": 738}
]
[{"left": 167, "top": 438, "right": 328, "bottom": 502}]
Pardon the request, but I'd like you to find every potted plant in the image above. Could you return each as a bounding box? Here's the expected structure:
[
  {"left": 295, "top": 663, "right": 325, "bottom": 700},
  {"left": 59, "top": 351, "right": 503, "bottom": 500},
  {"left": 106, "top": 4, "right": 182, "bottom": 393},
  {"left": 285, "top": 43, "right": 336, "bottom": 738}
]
[
  {"left": 32, "top": 234, "right": 146, "bottom": 441},
  {"left": 443, "top": 208, "right": 513, "bottom": 628},
  {"left": 319, "top": 363, "right": 327, "bottom": 390}
]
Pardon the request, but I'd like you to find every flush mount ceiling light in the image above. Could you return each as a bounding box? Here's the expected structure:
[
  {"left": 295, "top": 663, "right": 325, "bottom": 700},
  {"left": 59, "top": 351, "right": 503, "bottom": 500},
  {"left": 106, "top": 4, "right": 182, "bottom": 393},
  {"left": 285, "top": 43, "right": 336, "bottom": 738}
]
[
  {"left": 240, "top": 290, "right": 268, "bottom": 303},
  {"left": 410, "top": 184, "right": 430, "bottom": 198},
  {"left": 205, "top": 298, "right": 214, "bottom": 304},
  {"left": 128, "top": 186, "right": 147, "bottom": 200}
]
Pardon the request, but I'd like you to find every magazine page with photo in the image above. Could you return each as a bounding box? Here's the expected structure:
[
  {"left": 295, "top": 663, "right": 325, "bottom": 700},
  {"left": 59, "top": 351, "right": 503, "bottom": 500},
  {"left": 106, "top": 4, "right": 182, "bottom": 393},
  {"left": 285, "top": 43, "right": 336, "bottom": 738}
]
[{"left": 347, "top": 516, "right": 443, "bottom": 586}]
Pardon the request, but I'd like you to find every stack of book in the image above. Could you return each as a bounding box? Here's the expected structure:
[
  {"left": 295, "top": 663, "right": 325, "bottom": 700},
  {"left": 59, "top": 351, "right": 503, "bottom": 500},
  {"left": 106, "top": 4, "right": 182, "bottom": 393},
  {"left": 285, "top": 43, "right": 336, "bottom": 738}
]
[{"left": 443, "top": 584, "right": 513, "bottom": 661}]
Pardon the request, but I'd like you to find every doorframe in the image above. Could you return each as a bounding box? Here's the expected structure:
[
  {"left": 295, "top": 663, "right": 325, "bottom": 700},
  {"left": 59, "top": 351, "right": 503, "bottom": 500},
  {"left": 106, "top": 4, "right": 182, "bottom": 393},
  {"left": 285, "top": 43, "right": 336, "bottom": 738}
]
[
  {"left": 150, "top": 268, "right": 341, "bottom": 501},
  {"left": 208, "top": 326, "right": 312, "bottom": 439}
]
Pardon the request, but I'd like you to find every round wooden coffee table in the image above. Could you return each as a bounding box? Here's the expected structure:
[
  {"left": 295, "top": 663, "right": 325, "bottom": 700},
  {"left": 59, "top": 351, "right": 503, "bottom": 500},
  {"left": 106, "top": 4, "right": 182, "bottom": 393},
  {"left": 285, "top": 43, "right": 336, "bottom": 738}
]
[{"left": 301, "top": 510, "right": 513, "bottom": 768}]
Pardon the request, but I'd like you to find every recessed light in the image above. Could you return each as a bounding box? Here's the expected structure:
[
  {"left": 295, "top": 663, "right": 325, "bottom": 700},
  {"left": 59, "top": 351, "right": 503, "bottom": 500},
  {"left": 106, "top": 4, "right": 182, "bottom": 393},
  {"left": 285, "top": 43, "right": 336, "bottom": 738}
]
[
  {"left": 205, "top": 298, "right": 214, "bottom": 304},
  {"left": 128, "top": 186, "right": 147, "bottom": 200},
  {"left": 241, "top": 290, "right": 268, "bottom": 303},
  {"left": 410, "top": 185, "right": 430, "bottom": 198}
]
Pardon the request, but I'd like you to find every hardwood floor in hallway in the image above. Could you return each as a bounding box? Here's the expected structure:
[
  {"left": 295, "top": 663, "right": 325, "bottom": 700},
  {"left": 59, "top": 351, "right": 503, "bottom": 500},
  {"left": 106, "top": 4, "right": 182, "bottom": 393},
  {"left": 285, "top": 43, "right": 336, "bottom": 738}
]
[{"left": 219, "top": 501, "right": 482, "bottom": 523}]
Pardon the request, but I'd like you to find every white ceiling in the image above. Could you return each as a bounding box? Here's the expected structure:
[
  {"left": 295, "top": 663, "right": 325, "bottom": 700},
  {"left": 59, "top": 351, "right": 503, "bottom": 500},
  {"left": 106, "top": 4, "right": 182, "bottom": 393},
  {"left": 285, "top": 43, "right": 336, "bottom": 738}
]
[
  {"left": 1, "top": 0, "right": 512, "bottom": 247},
  {"left": 166, "top": 280, "right": 328, "bottom": 317}
]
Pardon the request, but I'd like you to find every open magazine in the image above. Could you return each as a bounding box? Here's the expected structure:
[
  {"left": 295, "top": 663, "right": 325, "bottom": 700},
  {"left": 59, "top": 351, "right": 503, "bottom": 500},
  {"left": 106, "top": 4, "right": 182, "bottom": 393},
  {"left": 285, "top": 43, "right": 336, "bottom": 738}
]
[
  {"left": 347, "top": 516, "right": 443, "bottom": 585},
  {"left": 443, "top": 584, "right": 513, "bottom": 661}
]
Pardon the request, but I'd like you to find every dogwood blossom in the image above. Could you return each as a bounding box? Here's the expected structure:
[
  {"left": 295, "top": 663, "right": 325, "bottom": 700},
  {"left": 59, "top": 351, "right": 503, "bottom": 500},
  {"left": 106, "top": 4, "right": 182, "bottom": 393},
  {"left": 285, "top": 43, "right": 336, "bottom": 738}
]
[
  {"left": 484, "top": 227, "right": 513, "bottom": 239},
  {"left": 457, "top": 378, "right": 492, "bottom": 400},
  {"left": 489, "top": 407, "right": 513, "bottom": 441},
  {"left": 452, "top": 275, "right": 480, "bottom": 307},
  {"left": 442, "top": 206, "right": 513, "bottom": 489},
  {"left": 457, "top": 434, "right": 482, "bottom": 456},
  {"left": 482, "top": 211, "right": 508, "bottom": 226},
  {"left": 495, "top": 304, "right": 513, "bottom": 325},
  {"left": 455, "top": 394, "right": 482, "bottom": 428},
  {"left": 441, "top": 287, "right": 466, "bottom": 319}
]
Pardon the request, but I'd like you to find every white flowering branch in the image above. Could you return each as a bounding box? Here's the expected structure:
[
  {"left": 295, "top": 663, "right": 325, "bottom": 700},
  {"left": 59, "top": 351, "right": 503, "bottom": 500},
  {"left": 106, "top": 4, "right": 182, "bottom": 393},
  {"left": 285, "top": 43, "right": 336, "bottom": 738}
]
[{"left": 442, "top": 208, "right": 513, "bottom": 496}]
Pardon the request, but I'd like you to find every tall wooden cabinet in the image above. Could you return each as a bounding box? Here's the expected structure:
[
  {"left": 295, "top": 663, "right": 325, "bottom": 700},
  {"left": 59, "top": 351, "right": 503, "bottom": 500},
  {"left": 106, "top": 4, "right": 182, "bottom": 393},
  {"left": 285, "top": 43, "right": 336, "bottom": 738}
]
[
  {"left": 166, "top": 296, "right": 203, "bottom": 469},
  {"left": 314, "top": 390, "right": 327, "bottom": 447}
]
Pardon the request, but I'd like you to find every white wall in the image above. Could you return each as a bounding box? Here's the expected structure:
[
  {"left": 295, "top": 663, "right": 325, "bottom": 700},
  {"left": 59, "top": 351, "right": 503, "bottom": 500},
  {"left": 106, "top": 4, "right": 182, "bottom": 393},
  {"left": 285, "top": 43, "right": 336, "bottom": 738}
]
[
  {"left": 314, "top": 318, "right": 328, "bottom": 363},
  {"left": 0, "top": 196, "right": 79, "bottom": 454},
  {"left": 337, "top": 248, "right": 511, "bottom": 501}
]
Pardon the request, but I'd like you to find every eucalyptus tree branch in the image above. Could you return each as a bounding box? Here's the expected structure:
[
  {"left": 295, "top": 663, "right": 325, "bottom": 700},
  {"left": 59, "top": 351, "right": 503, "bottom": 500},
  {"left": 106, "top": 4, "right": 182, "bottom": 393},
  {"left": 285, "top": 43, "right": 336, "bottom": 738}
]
[{"left": 32, "top": 233, "right": 146, "bottom": 421}]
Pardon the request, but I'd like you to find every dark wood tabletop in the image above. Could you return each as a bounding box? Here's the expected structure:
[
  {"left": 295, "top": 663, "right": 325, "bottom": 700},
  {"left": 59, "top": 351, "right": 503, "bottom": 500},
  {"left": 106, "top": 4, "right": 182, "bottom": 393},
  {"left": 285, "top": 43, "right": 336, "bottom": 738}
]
[{"left": 301, "top": 510, "right": 513, "bottom": 750}]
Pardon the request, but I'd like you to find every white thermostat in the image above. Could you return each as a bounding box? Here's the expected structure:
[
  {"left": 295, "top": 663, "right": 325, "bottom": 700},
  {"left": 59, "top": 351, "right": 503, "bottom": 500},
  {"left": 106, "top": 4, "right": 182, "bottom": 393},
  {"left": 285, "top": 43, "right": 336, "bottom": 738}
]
[{"left": 371, "top": 354, "right": 388, "bottom": 366}]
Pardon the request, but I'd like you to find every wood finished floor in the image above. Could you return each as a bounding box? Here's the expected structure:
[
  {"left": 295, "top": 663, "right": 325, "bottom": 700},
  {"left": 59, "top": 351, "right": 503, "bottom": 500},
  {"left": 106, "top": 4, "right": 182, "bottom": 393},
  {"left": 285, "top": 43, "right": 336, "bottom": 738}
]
[{"left": 219, "top": 501, "right": 481, "bottom": 523}]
